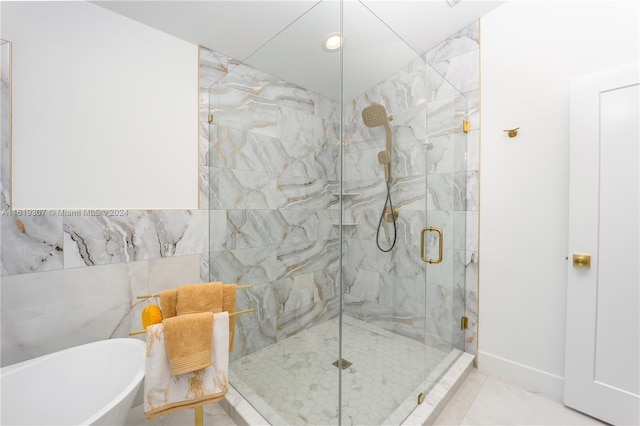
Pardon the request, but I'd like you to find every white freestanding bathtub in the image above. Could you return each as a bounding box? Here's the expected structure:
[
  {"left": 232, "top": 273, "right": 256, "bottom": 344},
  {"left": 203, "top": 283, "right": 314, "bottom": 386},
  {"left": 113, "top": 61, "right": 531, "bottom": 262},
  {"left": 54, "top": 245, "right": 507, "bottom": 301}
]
[{"left": 1, "top": 338, "right": 146, "bottom": 425}]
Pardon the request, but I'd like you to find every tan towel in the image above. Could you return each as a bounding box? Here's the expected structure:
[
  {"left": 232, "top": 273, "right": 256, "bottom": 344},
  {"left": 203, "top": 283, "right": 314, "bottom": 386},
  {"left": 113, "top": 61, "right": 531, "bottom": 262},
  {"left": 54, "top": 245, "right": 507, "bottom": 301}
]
[
  {"left": 163, "top": 312, "right": 213, "bottom": 376},
  {"left": 159, "top": 289, "right": 177, "bottom": 319},
  {"left": 222, "top": 284, "right": 237, "bottom": 352},
  {"left": 144, "top": 312, "right": 229, "bottom": 420},
  {"left": 175, "top": 282, "right": 223, "bottom": 315}
]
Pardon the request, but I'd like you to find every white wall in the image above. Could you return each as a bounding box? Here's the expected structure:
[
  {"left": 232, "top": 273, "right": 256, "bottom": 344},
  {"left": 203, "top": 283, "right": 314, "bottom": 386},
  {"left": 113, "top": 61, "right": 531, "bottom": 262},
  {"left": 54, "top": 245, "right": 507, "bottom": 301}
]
[
  {"left": 2, "top": 2, "right": 198, "bottom": 209},
  {"left": 479, "top": 0, "right": 639, "bottom": 400}
]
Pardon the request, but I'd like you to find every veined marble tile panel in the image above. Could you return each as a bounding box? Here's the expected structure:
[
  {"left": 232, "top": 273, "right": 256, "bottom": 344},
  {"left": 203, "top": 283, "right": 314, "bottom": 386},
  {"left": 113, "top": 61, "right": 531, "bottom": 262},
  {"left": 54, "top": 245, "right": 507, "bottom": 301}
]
[
  {"left": 379, "top": 68, "right": 428, "bottom": 112},
  {"left": 453, "top": 211, "right": 467, "bottom": 251},
  {"left": 378, "top": 272, "right": 426, "bottom": 317},
  {"left": 276, "top": 104, "right": 328, "bottom": 147},
  {"left": 275, "top": 175, "right": 337, "bottom": 210},
  {"left": 199, "top": 163, "right": 210, "bottom": 211},
  {"left": 465, "top": 89, "right": 480, "bottom": 132},
  {"left": 425, "top": 248, "right": 454, "bottom": 287},
  {"left": 394, "top": 138, "right": 428, "bottom": 179},
  {"left": 454, "top": 171, "right": 468, "bottom": 211},
  {"left": 431, "top": 50, "right": 480, "bottom": 96},
  {"left": 275, "top": 238, "right": 339, "bottom": 280},
  {"left": 210, "top": 125, "right": 268, "bottom": 173},
  {"left": 427, "top": 95, "right": 467, "bottom": 138},
  {"left": 200, "top": 48, "right": 229, "bottom": 88},
  {"left": 226, "top": 210, "right": 288, "bottom": 250},
  {"left": 210, "top": 83, "right": 277, "bottom": 138},
  {"left": 453, "top": 249, "right": 467, "bottom": 289},
  {"left": 344, "top": 137, "right": 427, "bottom": 183},
  {"left": 199, "top": 48, "right": 229, "bottom": 122},
  {"left": 428, "top": 133, "right": 458, "bottom": 174},
  {"left": 273, "top": 271, "right": 317, "bottom": 314},
  {"left": 343, "top": 145, "right": 386, "bottom": 182},
  {"left": 343, "top": 239, "right": 426, "bottom": 282},
  {"left": 427, "top": 67, "right": 464, "bottom": 103},
  {"left": 230, "top": 316, "right": 277, "bottom": 362},
  {"left": 0, "top": 260, "right": 147, "bottom": 366},
  {"left": 465, "top": 251, "right": 479, "bottom": 293},
  {"left": 314, "top": 95, "right": 340, "bottom": 123},
  {"left": 234, "top": 281, "right": 277, "bottom": 328},
  {"left": 1, "top": 215, "right": 63, "bottom": 275},
  {"left": 343, "top": 265, "right": 381, "bottom": 303},
  {"left": 199, "top": 120, "right": 210, "bottom": 168},
  {"left": 63, "top": 210, "right": 207, "bottom": 268},
  {"left": 427, "top": 172, "right": 455, "bottom": 211},
  {"left": 275, "top": 297, "right": 339, "bottom": 341},
  {"left": 391, "top": 174, "right": 429, "bottom": 211},
  {"left": 274, "top": 267, "right": 339, "bottom": 315},
  {"left": 343, "top": 209, "right": 426, "bottom": 247},
  {"left": 427, "top": 282, "right": 454, "bottom": 325},
  {"left": 209, "top": 167, "right": 276, "bottom": 210},
  {"left": 425, "top": 21, "right": 479, "bottom": 65},
  {"left": 209, "top": 246, "right": 276, "bottom": 285},
  {"left": 209, "top": 209, "right": 227, "bottom": 251}
]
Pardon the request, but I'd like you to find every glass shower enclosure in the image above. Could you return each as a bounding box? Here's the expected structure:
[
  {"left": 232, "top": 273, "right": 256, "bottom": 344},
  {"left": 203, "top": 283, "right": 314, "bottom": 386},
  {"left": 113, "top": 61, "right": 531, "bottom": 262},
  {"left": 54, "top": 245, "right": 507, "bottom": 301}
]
[{"left": 208, "top": 1, "right": 468, "bottom": 424}]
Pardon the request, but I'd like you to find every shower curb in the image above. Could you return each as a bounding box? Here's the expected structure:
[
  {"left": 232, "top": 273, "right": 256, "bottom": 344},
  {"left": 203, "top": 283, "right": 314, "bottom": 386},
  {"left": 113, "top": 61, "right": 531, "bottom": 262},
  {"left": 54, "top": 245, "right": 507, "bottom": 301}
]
[{"left": 402, "top": 352, "right": 475, "bottom": 426}]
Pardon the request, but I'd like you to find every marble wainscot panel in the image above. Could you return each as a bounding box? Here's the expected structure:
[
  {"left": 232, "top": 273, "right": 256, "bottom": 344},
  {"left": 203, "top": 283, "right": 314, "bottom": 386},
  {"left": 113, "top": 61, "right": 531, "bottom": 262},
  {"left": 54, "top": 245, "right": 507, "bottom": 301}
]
[
  {"left": 0, "top": 260, "right": 147, "bottom": 366},
  {"left": 63, "top": 209, "right": 208, "bottom": 268},
  {"left": 1, "top": 214, "right": 64, "bottom": 275}
]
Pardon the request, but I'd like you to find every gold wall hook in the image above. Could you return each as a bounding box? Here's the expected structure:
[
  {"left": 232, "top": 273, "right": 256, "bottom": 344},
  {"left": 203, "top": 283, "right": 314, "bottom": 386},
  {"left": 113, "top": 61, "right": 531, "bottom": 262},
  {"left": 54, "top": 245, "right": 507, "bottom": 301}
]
[{"left": 503, "top": 127, "right": 519, "bottom": 138}]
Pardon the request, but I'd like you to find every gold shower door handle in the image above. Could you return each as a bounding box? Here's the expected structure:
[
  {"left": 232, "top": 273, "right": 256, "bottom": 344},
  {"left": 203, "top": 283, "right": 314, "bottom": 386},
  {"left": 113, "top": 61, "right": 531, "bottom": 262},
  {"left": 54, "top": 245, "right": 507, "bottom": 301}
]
[{"left": 420, "top": 227, "right": 443, "bottom": 264}]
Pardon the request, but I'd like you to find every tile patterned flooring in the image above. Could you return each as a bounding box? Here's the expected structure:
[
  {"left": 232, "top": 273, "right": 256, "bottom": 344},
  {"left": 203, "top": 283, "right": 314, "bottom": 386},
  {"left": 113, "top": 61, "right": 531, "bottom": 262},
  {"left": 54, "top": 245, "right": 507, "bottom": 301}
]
[
  {"left": 228, "top": 316, "right": 450, "bottom": 425},
  {"left": 127, "top": 368, "right": 607, "bottom": 426}
]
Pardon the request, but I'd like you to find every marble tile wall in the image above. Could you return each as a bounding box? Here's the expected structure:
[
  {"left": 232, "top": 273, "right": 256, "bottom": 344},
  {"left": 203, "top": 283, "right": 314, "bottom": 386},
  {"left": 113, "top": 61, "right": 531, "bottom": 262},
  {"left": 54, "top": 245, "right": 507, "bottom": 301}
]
[
  {"left": 202, "top": 48, "right": 342, "bottom": 361},
  {"left": 341, "top": 20, "right": 480, "bottom": 355}
]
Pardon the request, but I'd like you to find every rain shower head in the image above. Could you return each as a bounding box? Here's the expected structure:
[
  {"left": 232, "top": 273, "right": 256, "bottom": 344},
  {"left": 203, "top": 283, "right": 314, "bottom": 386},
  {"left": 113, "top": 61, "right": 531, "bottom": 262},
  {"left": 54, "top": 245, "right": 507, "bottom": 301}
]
[{"left": 362, "top": 102, "right": 389, "bottom": 128}]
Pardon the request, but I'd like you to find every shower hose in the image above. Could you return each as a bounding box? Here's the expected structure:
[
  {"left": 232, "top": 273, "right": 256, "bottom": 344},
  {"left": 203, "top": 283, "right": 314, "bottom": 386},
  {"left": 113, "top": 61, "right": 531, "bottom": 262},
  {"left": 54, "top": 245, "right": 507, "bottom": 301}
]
[{"left": 376, "top": 180, "right": 397, "bottom": 252}]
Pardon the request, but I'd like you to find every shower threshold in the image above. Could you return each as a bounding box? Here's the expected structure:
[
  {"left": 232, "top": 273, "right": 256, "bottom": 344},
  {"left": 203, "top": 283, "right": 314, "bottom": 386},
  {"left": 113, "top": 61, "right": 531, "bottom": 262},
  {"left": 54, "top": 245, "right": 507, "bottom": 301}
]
[{"left": 224, "top": 316, "right": 474, "bottom": 425}]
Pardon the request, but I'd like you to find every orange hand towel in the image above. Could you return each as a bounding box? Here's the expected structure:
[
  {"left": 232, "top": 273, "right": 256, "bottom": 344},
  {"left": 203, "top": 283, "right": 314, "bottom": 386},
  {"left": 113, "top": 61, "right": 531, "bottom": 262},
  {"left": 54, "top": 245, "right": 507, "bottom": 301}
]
[
  {"left": 159, "top": 289, "right": 177, "bottom": 319},
  {"left": 222, "top": 284, "right": 237, "bottom": 352},
  {"left": 176, "top": 282, "right": 223, "bottom": 315},
  {"left": 163, "top": 312, "right": 213, "bottom": 376}
]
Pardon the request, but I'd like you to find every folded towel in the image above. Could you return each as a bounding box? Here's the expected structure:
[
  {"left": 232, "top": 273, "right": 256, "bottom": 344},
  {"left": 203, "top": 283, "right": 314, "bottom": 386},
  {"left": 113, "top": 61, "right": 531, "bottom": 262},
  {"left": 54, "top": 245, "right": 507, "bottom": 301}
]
[
  {"left": 144, "top": 312, "right": 229, "bottom": 420},
  {"left": 222, "top": 284, "right": 237, "bottom": 352},
  {"left": 163, "top": 312, "right": 213, "bottom": 376},
  {"left": 159, "top": 289, "right": 177, "bottom": 319},
  {"left": 176, "top": 282, "right": 223, "bottom": 316}
]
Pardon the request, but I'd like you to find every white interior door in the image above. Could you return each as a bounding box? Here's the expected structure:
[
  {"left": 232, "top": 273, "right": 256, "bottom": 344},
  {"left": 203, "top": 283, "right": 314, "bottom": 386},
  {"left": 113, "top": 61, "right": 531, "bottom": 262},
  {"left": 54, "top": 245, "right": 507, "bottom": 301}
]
[{"left": 565, "top": 62, "right": 639, "bottom": 425}]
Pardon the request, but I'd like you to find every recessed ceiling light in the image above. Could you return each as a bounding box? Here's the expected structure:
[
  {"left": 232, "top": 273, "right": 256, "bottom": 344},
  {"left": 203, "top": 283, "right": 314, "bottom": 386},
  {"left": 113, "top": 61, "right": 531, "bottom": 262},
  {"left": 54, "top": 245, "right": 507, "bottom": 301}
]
[{"left": 323, "top": 33, "right": 343, "bottom": 51}]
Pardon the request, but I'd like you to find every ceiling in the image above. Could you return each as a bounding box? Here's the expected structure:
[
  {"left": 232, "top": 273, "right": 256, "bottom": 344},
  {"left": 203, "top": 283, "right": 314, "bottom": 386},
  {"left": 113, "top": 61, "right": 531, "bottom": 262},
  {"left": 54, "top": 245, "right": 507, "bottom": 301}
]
[{"left": 93, "top": 0, "right": 504, "bottom": 100}]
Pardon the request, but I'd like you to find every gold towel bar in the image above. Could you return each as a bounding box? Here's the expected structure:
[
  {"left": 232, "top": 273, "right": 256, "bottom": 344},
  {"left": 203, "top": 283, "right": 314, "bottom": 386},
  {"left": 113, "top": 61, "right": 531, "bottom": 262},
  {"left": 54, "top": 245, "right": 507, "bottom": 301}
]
[
  {"left": 128, "top": 308, "right": 255, "bottom": 336},
  {"left": 136, "top": 284, "right": 252, "bottom": 300}
]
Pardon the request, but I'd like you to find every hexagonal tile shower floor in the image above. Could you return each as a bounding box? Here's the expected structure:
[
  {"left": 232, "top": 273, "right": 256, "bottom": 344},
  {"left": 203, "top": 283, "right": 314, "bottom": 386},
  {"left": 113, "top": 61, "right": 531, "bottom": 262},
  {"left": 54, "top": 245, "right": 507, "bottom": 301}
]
[{"left": 229, "top": 316, "right": 449, "bottom": 425}]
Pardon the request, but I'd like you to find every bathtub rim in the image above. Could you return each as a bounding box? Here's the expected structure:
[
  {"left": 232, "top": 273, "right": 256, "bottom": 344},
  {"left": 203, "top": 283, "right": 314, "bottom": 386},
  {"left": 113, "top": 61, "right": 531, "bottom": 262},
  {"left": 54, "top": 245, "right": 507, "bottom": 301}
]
[{"left": 1, "top": 337, "right": 146, "bottom": 425}]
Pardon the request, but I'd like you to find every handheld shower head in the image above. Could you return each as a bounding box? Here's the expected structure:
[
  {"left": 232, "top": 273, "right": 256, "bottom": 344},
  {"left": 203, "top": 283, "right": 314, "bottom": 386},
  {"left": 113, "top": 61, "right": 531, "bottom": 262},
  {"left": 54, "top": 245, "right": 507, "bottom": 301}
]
[
  {"left": 362, "top": 102, "right": 389, "bottom": 128},
  {"left": 362, "top": 102, "right": 393, "bottom": 183}
]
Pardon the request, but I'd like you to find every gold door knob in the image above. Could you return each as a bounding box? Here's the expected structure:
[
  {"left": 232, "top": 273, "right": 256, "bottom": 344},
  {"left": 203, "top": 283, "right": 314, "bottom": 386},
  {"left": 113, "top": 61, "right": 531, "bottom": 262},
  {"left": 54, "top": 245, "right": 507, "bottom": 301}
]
[{"left": 572, "top": 253, "right": 591, "bottom": 268}]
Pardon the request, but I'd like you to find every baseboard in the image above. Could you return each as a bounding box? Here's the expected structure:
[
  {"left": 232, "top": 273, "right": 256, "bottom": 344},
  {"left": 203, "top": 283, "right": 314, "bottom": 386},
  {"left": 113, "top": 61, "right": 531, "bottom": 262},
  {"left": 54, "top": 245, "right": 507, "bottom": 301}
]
[{"left": 477, "top": 351, "right": 565, "bottom": 401}]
